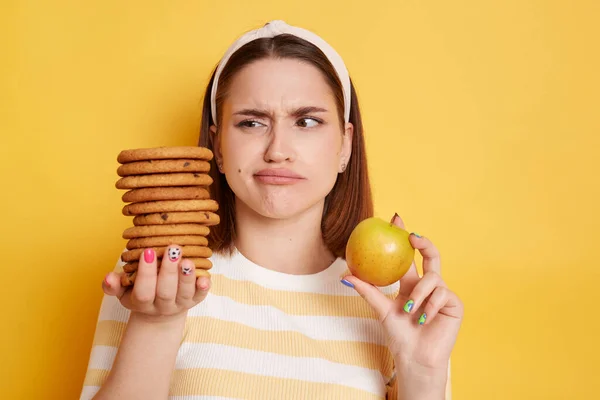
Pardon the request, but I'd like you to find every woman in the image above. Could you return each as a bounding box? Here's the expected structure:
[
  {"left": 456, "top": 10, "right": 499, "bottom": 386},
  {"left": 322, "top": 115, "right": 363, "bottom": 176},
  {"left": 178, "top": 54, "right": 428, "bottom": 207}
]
[{"left": 81, "top": 20, "right": 463, "bottom": 400}]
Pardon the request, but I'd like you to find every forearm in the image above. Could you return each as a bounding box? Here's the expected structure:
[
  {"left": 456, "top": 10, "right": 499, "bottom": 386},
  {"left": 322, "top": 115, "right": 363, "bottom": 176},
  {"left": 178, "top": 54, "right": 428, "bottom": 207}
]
[
  {"left": 93, "top": 312, "right": 187, "bottom": 400},
  {"left": 395, "top": 361, "right": 448, "bottom": 400}
]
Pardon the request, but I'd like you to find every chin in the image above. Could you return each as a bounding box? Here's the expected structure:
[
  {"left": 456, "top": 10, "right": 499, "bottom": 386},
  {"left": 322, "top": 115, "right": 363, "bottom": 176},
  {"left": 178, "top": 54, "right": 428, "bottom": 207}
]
[
  {"left": 257, "top": 196, "right": 314, "bottom": 220},
  {"left": 231, "top": 177, "right": 336, "bottom": 220},
  {"left": 240, "top": 191, "right": 324, "bottom": 220}
]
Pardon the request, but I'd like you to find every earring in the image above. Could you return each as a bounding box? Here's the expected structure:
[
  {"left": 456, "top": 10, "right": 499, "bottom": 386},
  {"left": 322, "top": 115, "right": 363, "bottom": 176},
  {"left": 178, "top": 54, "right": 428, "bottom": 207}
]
[
  {"left": 217, "top": 160, "right": 223, "bottom": 173},
  {"left": 340, "top": 162, "right": 346, "bottom": 172}
]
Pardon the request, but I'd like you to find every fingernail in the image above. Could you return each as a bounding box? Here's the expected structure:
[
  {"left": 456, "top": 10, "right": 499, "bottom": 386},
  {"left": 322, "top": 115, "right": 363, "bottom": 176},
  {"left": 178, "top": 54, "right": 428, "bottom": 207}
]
[
  {"left": 403, "top": 300, "right": 414, "bottom": 313},
  {"left": 340, "top": 279, "right": 355, "bottom": 288},
  {"left": 198, "top": 277, "right": 210, "bottom": 290},
  {"left": 390, "top": 213, "right": 399, "bottom": 223},
  {"left": 181, "top": 262, "right": 193, "bottom": 275},
  {"left": 419, "top": 313, "right": 427, "bottom": 325},
  {"left": 167, "top": 246, "right": 181, "bottom": 262},
  {"left": 144, "top": 248, "right": 155, "bottom": 263},
  {"left": 410, "top": 232, "right": 422, "bottom": 238}
]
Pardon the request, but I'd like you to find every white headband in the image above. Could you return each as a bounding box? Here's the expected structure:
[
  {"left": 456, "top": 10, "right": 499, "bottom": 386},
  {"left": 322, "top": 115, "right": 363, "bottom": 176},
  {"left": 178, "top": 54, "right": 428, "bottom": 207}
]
[{"left": 210, "top": 20, "right": 351, "bottom": 126}]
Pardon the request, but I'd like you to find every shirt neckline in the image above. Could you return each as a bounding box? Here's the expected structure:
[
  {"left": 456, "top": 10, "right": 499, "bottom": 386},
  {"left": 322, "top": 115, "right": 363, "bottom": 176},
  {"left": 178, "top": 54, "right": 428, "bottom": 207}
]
[{"left": 222, "top": 248, "right": 349, "bottom": 290}]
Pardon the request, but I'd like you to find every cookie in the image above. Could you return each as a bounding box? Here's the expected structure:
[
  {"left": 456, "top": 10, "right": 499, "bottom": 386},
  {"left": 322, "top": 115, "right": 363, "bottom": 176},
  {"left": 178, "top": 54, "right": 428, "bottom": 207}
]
[
  {"left": 122, "top": 199, "right": 219, "bottom": 216},
  {"left": 195, "top": 269, "right": 211, "bottom": 278},
  {"left": 126, "top": 235, "right": 208, "bottom": 250},
  {"left": 121, "top": 246, "right": 213, "bottom": 262},
  {"left": 115, "top": 173, "right": 213, "bottom": 189},
  {"left": 122, "top": 187, "right": 210, "bottom": 203},
  {"left": 121, "top": 271, "right": 137, "bottom": 287},
  {"left": 122, "top": 224, "right": 210, "bottom": 238},
  {"left": 184, "top": 258, "right": 213, "bottom": 270},
  {"left": 133, "top": 211, "right": 220, "bottom": 226},
  {"left": 117, "top": 159, "right": 211, "bottom": 177},
  {"left": 117, "top": 146, "right": 213, "bottom": 163},
  {"left": 121, "top": 269, "right": 210, "bottom": 287},
  {"left": 123, "top": 258, "right": 213, "bottom": 273}
]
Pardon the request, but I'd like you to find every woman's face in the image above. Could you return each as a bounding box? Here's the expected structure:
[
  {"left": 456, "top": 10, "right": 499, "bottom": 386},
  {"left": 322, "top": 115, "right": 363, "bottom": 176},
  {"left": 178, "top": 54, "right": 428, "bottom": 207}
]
[{"left": 212, "top": 57, "right": 353, "bottom": 220}]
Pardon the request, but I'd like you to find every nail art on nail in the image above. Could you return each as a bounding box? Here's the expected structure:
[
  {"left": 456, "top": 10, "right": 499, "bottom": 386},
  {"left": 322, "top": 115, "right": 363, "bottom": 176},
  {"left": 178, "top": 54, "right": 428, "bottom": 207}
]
[
  {"left": 340, "top": 279, "right": 355, "bottom": 288},
  {"left": 144, "top": 248, "right": 155, "bottom": 263},
  {"left": 410, "top": 232, "right": 422, "bottom": 238},
  {"left": 168, "top": 247, "right": 182, "bottom": 262},
  {"left": 181, "top": 263, "right": 193, "bottom": 275},
  {"left": 419, "top": 313, "right": 427, "bottom": 325},
  {"left": 403, "top": 300, "right": 414, "bottom": 313}
]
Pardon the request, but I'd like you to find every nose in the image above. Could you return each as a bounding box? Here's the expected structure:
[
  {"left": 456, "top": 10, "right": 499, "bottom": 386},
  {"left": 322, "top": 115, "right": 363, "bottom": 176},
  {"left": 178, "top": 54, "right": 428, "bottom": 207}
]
[{"left": 263, "top": 124, "right": 296, "bottom": 163}]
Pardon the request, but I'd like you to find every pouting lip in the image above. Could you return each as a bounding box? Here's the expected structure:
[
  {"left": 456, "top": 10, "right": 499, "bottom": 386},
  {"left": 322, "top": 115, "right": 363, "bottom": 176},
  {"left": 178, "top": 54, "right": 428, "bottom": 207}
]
[{"left": 254, "top": 168, "right": 305, "bottom": 179}]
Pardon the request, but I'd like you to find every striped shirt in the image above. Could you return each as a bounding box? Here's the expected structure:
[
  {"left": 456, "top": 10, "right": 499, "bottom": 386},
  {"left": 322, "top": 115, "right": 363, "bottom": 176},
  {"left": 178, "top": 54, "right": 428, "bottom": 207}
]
[{"left": 80, "top": 250, "right": 449, "bottom": 399}]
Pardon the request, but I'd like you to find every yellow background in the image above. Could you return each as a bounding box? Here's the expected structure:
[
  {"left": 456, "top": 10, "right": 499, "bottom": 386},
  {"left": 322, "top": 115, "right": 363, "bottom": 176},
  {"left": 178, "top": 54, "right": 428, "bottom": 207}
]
[{"left": 1, "top": 1, "right": 598, "bottom": 399}]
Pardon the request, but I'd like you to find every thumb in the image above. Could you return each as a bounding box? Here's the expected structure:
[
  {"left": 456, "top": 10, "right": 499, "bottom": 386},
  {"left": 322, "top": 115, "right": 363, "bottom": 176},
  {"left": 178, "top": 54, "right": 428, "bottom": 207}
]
[{"left": 342, "top": 275, "right": 393, "bottom": 321}]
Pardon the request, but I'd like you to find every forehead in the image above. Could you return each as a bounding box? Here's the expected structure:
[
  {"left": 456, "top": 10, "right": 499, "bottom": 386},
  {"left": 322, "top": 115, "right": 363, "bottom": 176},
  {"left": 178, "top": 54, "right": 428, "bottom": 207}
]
[{"left": 224, "top": 58, "right": 336, "bottom": 109}]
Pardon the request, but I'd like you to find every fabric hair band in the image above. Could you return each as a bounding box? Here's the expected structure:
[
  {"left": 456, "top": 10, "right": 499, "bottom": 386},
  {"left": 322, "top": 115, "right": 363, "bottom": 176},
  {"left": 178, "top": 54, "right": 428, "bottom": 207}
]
[{"left": 210, "top": 20, "right": 352, "bottom": 126}]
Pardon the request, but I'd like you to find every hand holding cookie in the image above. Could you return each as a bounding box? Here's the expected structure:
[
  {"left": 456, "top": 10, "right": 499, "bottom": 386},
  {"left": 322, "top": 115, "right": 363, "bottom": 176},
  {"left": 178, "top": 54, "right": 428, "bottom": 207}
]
[
  {"left": 113, "top": 146, "right": 219, "bottom": 286},
  {"left": 102, "top": 245, "right": 211, "bottom": 317}
]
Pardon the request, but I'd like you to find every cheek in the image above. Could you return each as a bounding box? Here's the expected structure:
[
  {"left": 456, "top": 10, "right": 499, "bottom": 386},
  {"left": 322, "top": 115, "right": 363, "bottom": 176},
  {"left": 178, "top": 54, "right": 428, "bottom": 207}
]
[
  {"left": 302, "top": 133, "right": 343, "bottom": 169},
  {"left": 221, "top": 134, "right": 257, "bottom": 171}
]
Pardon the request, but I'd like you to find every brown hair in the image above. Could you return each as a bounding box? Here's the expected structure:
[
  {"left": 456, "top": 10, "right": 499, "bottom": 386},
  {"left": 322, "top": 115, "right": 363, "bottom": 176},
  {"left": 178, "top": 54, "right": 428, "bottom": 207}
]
[{"left": 198, "top": 34, "right": 373, "bottom": 258}]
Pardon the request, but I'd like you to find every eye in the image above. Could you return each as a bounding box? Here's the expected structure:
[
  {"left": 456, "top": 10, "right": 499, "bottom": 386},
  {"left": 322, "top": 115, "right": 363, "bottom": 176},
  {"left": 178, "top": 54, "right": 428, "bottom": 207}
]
[
  {"left": 236, "top": 120, "right": 265, "bottom": 128},
  {"left": 296, "top": 117, "right": 321, "bottom": 128}
]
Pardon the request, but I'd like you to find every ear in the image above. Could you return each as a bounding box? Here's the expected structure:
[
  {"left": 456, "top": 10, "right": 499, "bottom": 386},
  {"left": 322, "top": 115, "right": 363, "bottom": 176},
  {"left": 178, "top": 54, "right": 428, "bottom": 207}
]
[
  {"left": 339, "top": 122, "right": 354, "bottom": 173},
  {"left": 210, "top": 125, "right": 224, "bottom": 172}
]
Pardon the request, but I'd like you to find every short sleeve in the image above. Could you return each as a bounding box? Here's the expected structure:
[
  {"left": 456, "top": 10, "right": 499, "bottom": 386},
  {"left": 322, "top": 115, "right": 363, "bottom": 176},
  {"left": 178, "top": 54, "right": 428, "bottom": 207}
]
[{"left": 79, "top": 254, "right": 131, "bottom": 400}]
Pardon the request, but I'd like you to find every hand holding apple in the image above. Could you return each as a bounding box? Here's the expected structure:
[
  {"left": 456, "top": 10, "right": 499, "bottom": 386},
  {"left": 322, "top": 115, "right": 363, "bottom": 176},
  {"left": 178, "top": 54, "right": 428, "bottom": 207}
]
[{"left": 341, "top": 213, "right": 464, "bottom": 400}]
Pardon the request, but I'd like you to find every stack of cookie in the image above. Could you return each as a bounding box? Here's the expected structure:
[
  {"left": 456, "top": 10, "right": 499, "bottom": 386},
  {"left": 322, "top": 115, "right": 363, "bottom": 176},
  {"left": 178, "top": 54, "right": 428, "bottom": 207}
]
[{"left": 115, "top": 146, "right": 219, "bottom": 286}]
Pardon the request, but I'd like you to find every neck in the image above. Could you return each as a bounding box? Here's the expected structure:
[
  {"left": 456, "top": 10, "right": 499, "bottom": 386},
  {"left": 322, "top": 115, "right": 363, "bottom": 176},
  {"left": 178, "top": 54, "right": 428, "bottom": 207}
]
[{"left": 233, "top": 200, "right": 336, "bottom": 275}]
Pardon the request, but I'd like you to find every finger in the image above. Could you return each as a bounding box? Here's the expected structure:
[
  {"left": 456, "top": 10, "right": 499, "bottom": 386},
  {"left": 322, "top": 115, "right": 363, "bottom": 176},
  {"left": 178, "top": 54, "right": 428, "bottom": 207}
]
[
  {"left": 390, "top": 212, "right": 405, "bottom": 229},
  {"left": 398, "top": 262, "right": 420, "bottom": 297},
  {"left": 176, "top": 259, "right": 198, "bottom": 305},
  {"left": 401, "top": 271, "right": 445, "bottom": 315},
  {"left": 409, "top": 234, "right": 441, "bottom": 275},
  {"left": 192, "top": 270, "right": 212, "bottom": 303},
  {"left": 341, "top": 275, "right": 393, "bottom": 322},
  {"left": 155, "top": 245, "right": 182, "bottom": 310},
  {"left": 131, "top": 248, "right": 158, "bottom": 310},
  {"left": 390, "top": 214, "right": 421, "bottom": 296},
  {"left": 102, "top": 272, "right": 127, "bottom": 298},
  {"left": 419, "top": 286, "right": 449, "bottom": 325}
]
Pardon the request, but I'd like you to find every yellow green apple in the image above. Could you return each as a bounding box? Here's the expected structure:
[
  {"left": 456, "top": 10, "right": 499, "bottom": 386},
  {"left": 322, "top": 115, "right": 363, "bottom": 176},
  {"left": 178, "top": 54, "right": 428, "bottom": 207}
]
[{"left": 345, "top": 217, "right": 415, "bottom": 286}]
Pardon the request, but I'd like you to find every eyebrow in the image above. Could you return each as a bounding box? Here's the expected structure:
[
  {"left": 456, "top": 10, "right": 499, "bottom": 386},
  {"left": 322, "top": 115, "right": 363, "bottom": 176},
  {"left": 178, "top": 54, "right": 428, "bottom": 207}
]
[{"left": 233, "top": 106, "right": 329, "bottom": 118}]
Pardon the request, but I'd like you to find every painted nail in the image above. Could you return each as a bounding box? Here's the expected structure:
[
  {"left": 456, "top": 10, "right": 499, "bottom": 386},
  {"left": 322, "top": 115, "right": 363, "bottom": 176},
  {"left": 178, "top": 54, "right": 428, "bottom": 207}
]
[
  {"left": 403, "top": 300, "right": 414, "bottom": 313},
  {"left": 198, "top": 277, "right": 210, "bottom": 290},
  {"left": 103, "top": 273, "right": 111, "bottom": 287},
  {"left": 410, "top": 232, "right": 422, "bottom": 238},
  {"left": 419, "top": 313, "right": 427, "bottom": 325},
  {"left": 144, "top": 248, "right": 155, "bottom": 263},
  {"left": 340, "top": 279, "right": 355, "bottom": 288},
  {"left": 181, "top": 262, "right": 193, "bottom": 276},
  {"left": 167, "top": 246, "right": 182, "bottom": 262}
]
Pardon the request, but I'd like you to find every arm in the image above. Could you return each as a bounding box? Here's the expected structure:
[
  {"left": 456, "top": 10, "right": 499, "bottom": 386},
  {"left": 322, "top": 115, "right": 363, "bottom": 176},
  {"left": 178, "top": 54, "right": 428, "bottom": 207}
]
[
  {"left": 395, "top": 361, "right": 450, "bottom": 400},
  {"left": 92, "top": 313, "right": 186, "bottom": 400},
  {"left": 79, "top": 247, "right": 210, "bottom": 400},
  {"left": 386, "top": 359, "right": 451, "bottom": 400}
]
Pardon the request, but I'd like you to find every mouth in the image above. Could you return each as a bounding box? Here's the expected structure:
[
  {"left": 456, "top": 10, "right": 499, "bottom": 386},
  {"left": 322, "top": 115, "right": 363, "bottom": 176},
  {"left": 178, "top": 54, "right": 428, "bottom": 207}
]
[{"left": 254, "top": 168, "right": 306, "bottom": 185}]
